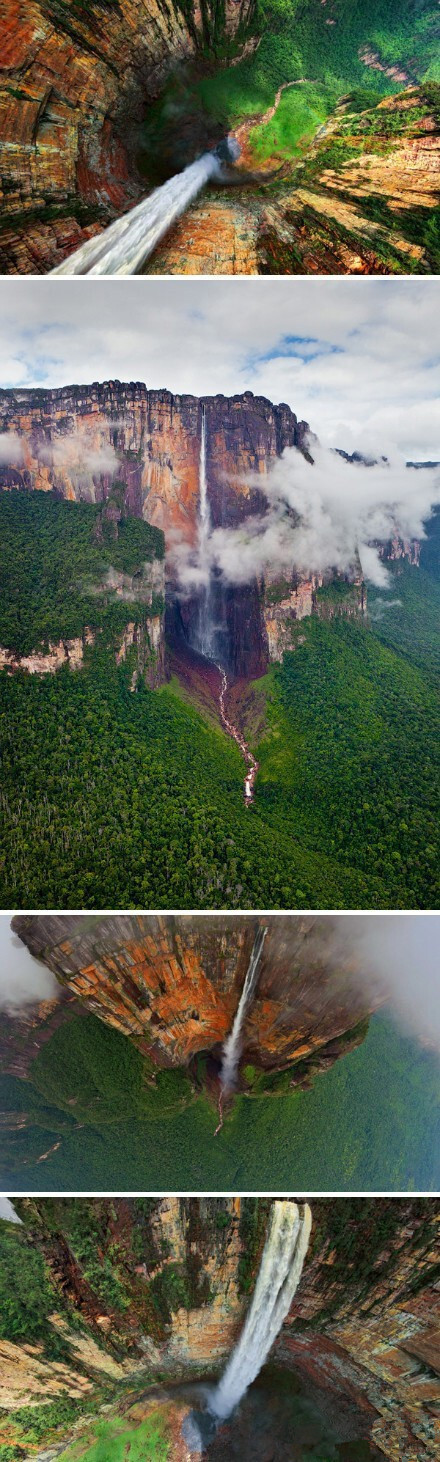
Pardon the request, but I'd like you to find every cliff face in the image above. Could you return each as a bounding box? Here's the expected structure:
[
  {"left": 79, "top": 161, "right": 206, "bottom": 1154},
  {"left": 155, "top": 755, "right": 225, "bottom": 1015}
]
[
  {"left": 0, "top": 382, "right": 366, "bottom": 675},
  {"left": 11, "top": 913, "right": 377, "bottom": 1079},
  {"left": 1, "top": 1198, "right": 439, "bottom": 1461},
  {"left": 0, "top": 383, "right": 307, "bottom": 541},
  {"left": 256, "top": 87, "right": 440, "bottom": 277},
  {"left": 0, "top": 0, "right": 256, "bottom": 273},
  {"left": 0, "top": 616, "right": 165, "bottom": 687}
]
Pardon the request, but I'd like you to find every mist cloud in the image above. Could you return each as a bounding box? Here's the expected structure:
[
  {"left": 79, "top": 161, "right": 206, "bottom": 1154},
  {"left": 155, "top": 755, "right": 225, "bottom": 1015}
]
[
  {"left": 37, "top": 433, "right": 119, "bottom": 478},
  {"left": 0, "top": 1198, "right": 22, "bottom": 1224},
  {"left": 332, "top": 915, "right": 440, "bottom": 1053},
  {"left": 174, "top": 442, "right": 440, "bottom": 592},
  {"left": 0, "top": 923, "right": 59, "bottom": 1011},
  {"left": 0, "top": 433, "right": 24, "bottom": 465}
]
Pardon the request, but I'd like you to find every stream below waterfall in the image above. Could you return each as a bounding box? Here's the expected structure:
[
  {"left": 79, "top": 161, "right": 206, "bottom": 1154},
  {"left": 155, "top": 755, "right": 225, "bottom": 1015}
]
[{"left": 217, "top": 665, "right": 258, "bottom": 804}]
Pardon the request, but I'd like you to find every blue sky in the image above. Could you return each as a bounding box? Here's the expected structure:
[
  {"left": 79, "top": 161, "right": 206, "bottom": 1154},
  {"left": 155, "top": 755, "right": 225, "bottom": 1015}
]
[{"left": 0, "top": 278, "right": 439, "bottom": 458}]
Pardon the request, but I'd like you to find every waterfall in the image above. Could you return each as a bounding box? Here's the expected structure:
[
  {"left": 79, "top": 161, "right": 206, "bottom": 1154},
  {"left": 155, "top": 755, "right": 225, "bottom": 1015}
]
[
  {"left": 219, "top": 925, "right": 267, "bottom": 1094},
  {"left": 199, "top": 403, "right": 209, "bottom": 535},
  {"left": 209, "top": 1201, "right": 312, "bottom": 1421},
  {"left": 195, "top": 404, "right": 216, "bottom": 659},
  {"left": 50, "top": 153, "right": 222, "bottom": 276}
]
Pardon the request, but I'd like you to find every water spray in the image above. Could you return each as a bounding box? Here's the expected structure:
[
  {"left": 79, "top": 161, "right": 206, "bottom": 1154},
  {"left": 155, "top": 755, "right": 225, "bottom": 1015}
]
[
  {"left": 182, "top": 1200, "right": 312, "bottom": 1449},
  {"left": 51, "top": 138, "right": 240, "bottom": 276}
]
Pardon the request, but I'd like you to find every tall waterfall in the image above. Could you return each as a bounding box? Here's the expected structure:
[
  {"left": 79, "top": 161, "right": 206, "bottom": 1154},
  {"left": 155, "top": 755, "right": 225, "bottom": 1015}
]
[
  {"left": 195, "top": 404, "right": 216, "bottom": 659},
  {"left": 209, "top": 1200, "right": 312, "bottom": 1421},
  {"left": 50, "top": 153, "right": 222, "bottom": 276},
  {"left": 219, "top": 925, "right": 268, "bottom": 1093}
]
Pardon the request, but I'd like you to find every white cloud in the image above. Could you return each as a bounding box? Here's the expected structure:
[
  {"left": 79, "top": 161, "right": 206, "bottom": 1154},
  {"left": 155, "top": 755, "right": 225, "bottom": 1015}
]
[
  {"left": 0, "top": 918, "right": 59, "bottom": 1011},
  {"left": 0, "top": 279, "right": 438, "bottom": 460},
  {"left": 0, "top": 1198, "right": 22, "bottom": 1224},
  {"left": 0, "top": 432, "right": 24, "bottom": 464},
  {"left": 37, "top": 433, "right": 119, "bottom": 478},
  {"left": 174, "top": 442, "right": 440, "bottom": 591},
  {"left": 333, "top": 915, "right": 440, "bottom": 1054}
]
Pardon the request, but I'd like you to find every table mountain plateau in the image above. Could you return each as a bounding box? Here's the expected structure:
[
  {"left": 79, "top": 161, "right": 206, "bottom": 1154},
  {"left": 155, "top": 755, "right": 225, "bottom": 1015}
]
[
  {"left": 9, "top": 914, "right": 376, "bottom": 1087},
  {"left": 0, "top": 383, "right": 407, "bottom": 679}
]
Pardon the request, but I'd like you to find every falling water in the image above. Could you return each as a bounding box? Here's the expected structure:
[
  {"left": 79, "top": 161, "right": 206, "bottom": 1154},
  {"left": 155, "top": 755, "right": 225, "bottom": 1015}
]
[
  {"left": 196, "top": 405, "right": 216, "bottom": 659},
  {"left": 50, "top": 153, "right": 223, "bottom": 276},
  {"left": 210, "top": 1201, "right": 311, "bottom": 1420},
  {"left": 219, "top": 925, "right": 268, "bottom": 1096},
  {"left": 181, "top": 1200, "right": 312, "bottom": 1452}
]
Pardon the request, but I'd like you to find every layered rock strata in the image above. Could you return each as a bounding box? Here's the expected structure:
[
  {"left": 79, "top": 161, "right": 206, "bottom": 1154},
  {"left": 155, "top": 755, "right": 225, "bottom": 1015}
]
[
  {"left": 11, "top": 913, "right": 377, "bottom": 1076},
  {"left": 0, "top": 1198, "right": 439, "bottom": 1461},
  {"left": 0, "top": 383, "right": 367, "bottom": 673},
  {"left": 0, "top": 0, "right": 256, "bottom": 273}
]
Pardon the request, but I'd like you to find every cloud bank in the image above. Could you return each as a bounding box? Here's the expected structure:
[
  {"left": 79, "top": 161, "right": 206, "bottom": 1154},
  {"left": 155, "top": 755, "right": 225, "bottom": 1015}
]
[
  {"left": 173, "top": 441, "right": 440, "bottom": 591},
  {"left": 0, "top": 922, "right": 59, "bottom": 1011},
  {"left": 333, "top": 915, "right": 440, "bottom": 1053}
]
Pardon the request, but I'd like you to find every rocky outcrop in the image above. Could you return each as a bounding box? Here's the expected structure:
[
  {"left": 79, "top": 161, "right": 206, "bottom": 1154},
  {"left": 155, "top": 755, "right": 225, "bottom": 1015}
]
[
  {"left": 0, "top": 612, "right": 164, "bottom": 687},
  {"left": 0, "top": 631, "right": 93, "bottom": 675},
  {"left": 0, "top": 0, "right": 256, "bottom": 273},
  {"left": 11, "top": 913, "right": 378, "bottom": 1079},
  {"left": 1, "top": 1198, "right": 439, "bottom": 1461},
  {"left": 256, "top": 88, "right": 440, "bottom": 276}
]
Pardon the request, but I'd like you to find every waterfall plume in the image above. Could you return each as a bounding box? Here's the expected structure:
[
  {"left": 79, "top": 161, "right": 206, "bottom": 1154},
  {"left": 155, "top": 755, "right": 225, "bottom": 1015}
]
[
  {"left": 195, "top": 404, "right": 216, "bottom": 659},
  {"left": 50, "top": 153, "right": 222, "bottom": 276},
  {"left": 210, "top": 1200, "right": 311, "bottom": 1421},
  {"left": 219, "top": 925, "right": 268, "bottom": 1093}
]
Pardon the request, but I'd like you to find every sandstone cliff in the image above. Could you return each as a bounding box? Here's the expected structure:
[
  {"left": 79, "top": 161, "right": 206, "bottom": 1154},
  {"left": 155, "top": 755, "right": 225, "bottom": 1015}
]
[
  {"left": 255, "top": 87, "right": 440, "bottom": 276},
  {"left": 0, "top": 0, "right": 256, "bottom": 273},
  {"left": 11, "top": 913, "right": 377, "bottom": 1081},
  {"left": 0, "top": 383, "right": 307, "bottom": 541},
  {"left": 0, "top": 383, "right": 368, "bottom": 675},
  {"left": 0, "top": 1198, "right": 439, "bottom": 1460}
]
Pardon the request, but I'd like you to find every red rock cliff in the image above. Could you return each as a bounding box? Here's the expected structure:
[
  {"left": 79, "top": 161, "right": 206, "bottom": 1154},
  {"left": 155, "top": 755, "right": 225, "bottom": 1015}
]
[
  {"left": 12, "top": 913, "right": 377, "bottom": 1078},
  {"left": 0, "top": 0, "right": 256, "bottom": 273}
]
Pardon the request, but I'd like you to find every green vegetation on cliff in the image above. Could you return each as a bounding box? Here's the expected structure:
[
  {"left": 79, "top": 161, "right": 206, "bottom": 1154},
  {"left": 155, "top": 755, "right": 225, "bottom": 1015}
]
[
  {"left": 0, "top": 490, "right": 164, "bottom": 656},
  {"left": 59, "top": 1411, "right": 171, "bottom": 1461},
  {"left": 199, "top": 0, "right": 440, "bottom": 144}
]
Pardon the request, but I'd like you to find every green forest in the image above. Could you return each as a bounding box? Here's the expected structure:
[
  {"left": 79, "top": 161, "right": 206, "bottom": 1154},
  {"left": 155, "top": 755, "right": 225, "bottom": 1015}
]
[
  {"left": 197, "top": 0, "right": 440, "bottom": 144},
  {"left": 0, "top": 488, "right": 439, "bottom": 908},
  {"left": 1, "top": 604, "right": 438, "bottom": 908},
  {"left": 0, "top": 490, "right": 164, "bottom": 656},
  {"left": 1, "top": 1009, "right": 439, "bottom": 1191}
]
